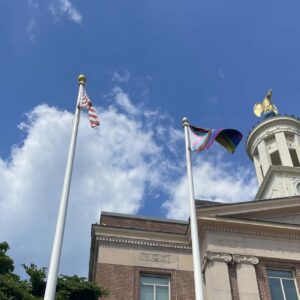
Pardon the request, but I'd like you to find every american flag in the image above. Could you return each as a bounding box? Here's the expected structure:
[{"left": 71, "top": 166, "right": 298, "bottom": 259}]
[{"left": 80, "top": 90, "right": 100, "bottom": 128}]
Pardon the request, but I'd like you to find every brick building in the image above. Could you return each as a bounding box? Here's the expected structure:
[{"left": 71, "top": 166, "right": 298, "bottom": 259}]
[{"left": 89, "top": 113, "right": 300, "bottom": 299}]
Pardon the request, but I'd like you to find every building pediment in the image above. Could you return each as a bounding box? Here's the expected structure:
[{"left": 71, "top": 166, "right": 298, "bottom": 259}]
[{"left": 196, "top": 196, "right": 300, "bottom": 230}]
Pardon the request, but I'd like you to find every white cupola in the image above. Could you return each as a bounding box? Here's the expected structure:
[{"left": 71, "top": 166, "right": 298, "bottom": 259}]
[{"left": 246, "top": 90, "right": 300, "bottom": 200}]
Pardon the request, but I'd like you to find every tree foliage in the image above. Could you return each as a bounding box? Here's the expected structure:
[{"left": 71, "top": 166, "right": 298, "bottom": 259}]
[
  {"left": 0, "top": 273, "right": 35, "bottom": 300},
  {"left": 22, "top": 264, "right": 47, "bottom": 297},
  {"left": 56, "top": 275, "right": 109, "bottom": 300},
  {"left": 0, "top": 242, "right": 108, "bottom": 300},
  {"left": 0, "top": 242, "right": 14, "bottom": 275}
]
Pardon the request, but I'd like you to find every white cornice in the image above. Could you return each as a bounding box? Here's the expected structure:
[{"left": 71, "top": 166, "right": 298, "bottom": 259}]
[
  {"left": 97, "top": 235, "right": 192, "bottom": 250},
  {"left": 196, "top": 196, "right": 300, "bottom": 217},
  {"left": 203, "top": 224, "right": 300, "bottom": 240},
  {"left": 246, "top": 115, "right": 300, "bottom": 159},
  {"left": 201, "top": 216, "right": 300, "bottom": 240},
  {"left": 93, "top": 224, "right": 188, "bottom": 243},
  {"left": 252, "top": 210, "right": 300, "bottom": 220}
]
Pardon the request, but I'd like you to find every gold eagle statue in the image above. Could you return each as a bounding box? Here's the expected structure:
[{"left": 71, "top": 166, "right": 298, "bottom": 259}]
[{"left": 253, "top": 89, "right": 279, "bottom": 118}]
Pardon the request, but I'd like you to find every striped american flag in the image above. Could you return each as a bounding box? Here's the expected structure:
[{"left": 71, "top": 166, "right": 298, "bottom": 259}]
[{"left": 80, "top": 90, "right": 100, "bottom": 128}]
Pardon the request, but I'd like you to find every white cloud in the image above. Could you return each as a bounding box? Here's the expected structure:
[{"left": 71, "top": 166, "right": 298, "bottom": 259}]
[
  {"left": 163, "top": 154, "right": 258, "bottom": 219},
  {"left": 218, "top": 68, "right": 225, "bottom": 80},
  {"left": 0, "top": 87, "right": 258, "bottom": 278},
  {"left": 50, "top": 0, "right": 82, "bottom": 24},
  {"left": 0, "top": 92, "right": 175, "bottom": 277},
  {"left": 112, "top": 87, "right": 139, "bottom": 115},
  {"left": 27, "top": 18, "right": 38, "bottom": 41},
  {"left": 111, "top": 71, "right": 131, "bottom": 83},
  {"left": 26, "top": 0, "right": 39, "bottom": 41},
  {"left": 27, "top": 0, "right": 39, "bottom": 9}
]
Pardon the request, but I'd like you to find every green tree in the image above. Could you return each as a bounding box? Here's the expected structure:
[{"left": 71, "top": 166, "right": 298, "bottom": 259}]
[
  {"left": 22, "top": 264, "right": 46, "bottom": 298},
  {"left": 0, "top": 273, "right": 35, "bottom": 300},
  {"left": 0, "top": 242, "right": 14, "bottom": 275},
  {"left": 0, "top": 242, "right": 108, "bottom": 300},
  {"left": 0, "top": 242, "right": 35, "bottom": 300},
  {"left": 56, "top": 275, "right": 109, "bottom": 300}
]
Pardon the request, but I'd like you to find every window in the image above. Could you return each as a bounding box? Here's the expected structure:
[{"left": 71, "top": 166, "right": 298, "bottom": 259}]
[
  {"left": 270, "top": 151, "right": 282, "bottom": 166},
  {"left": 140, "top": 275, "right": 170, "bottom": 300},
  {"left": 267, "top": 269, "right": 299, "bottom": 300},
  {"left": 297, "top": 182, "right": 300, "bottom": 194},
  {"left": 289, "top": 149, "right": 300, "bottom": 167}
]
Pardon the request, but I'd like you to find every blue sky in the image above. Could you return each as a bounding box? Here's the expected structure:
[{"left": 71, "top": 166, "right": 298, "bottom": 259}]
[{"left": 1, "top": 0, "right": 300, "bottom": 279}]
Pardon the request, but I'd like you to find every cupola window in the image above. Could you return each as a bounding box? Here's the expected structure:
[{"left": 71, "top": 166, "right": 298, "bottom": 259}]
[
  {"left": 270, "top": 151, "right": 281, "bottom": 166},
  {"left": 297, "top": 182, "right": 300, "bottom": 194},
  {"left": 289, "top": 149, "right": 300, "bottom": 167}
]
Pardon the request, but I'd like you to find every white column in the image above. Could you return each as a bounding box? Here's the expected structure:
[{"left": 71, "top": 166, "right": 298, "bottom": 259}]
[
  {"left": 275, "top": 132, "right": 293, "bottom": 166},
  {"left": 257, "top": 140, "right": 271, "bottom": 175},
  {"left": 203, "top": 252, "right": 232, "bottom": 300},
  {"left": 253, "top": 154, "right": 263, "bottom": 185},
  {"left": 294, "top": 134, "right": 300, "bottom": 164},
  {"left": 233, "top": 255, "right": 260, "bottom": 300}
]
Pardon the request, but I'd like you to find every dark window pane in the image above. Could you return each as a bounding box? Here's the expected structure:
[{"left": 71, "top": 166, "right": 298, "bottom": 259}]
[
  {"left": 140, "top": 285, "right": 154, "bottom": 300},
  {"left": 270, "top": 151, "right": 281, "bottom": 166},
  {"left": 290, "top": 149, "right": 300, "bottom": 167},
  {"left": 283, "top": 279, "right": 298, "bottom": 300},
  {"left": 156, "top": 286, "right": 169, "bottom": 300},
  {"left": 141, "top": 276, "right": 169, "bottom": 285},
  {"left": 267, "top": 270, "right": 293, "bottom": 279},
  {"left": 269, "top": 278, "right": 284, "bottom": 300}
]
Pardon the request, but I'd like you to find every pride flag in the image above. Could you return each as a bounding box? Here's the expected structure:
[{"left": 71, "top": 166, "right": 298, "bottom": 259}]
[{"left": 188, "top": 125, "right": 243, "bottom": 153}]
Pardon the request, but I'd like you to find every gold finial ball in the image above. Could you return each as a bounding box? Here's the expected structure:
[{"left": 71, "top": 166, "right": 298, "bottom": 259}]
[{"left": 78, "top": 74, "right": 87, "bottom": 84}]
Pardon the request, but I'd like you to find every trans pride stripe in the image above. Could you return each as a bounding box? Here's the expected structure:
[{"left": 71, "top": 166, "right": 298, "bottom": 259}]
[{"left": 188, "top": 125, "right": 243, "bottom": 153}]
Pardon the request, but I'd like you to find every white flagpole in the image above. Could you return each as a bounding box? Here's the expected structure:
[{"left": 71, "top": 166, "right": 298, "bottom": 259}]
[
  {"left": 44, "top": 75, "right": 86, "bottom": 300},
  {"left": 182, "top": 117, "right": 204, "bottom": 300}
]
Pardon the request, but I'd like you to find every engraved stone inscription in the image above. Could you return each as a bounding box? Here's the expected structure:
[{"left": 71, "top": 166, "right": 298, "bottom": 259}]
[{"left": 139, "top": 252, "right": 171, "bottom": 264}]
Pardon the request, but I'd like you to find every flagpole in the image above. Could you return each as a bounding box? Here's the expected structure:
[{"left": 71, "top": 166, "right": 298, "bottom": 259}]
[
  {"left": 44, "top": 75, "right": 86, "bottom": 300},
  {"left": 182, "top": 117, "right": 204, "bottom": 300}
]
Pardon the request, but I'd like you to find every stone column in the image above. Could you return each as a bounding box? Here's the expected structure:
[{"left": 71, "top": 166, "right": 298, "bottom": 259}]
[
  {"left": 253, "top": 154, "right": 263, "bottom": 185},
  {"left": 233, "top": 255, "right": 260, "bottom": 300},
  {"left": 203, "top": 252, "right": 232, "bottom": 300},
  {"left": 275, "top": 132, "right": 293, "bottom": 166},
  {"left": 257, "top": 140, "right": 272, "bottom": 175},
  {"left": 294, "top": 134, "right": 300, "bottom": 164}
]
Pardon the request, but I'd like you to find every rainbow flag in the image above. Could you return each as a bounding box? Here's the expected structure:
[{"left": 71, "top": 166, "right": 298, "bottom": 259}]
[{"left": 188, "top": 125, "right": 243, "bottom": 153}]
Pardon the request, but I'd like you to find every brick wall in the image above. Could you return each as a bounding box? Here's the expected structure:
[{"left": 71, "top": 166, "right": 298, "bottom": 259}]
[
  {"left": 96, "top": 263, "right": 195, "bottom": 300},
  {"left": 255, "top": 261, "right": 270, "bottom": 300},
  {"left": 96, "top": 263, "right": 135, "bottom": 300},
  {"left": 100, "top": 214, "right": 188, "bottom": 234},
  {"left": 175, "top": 270, "right": 195, "bottom": 300}
]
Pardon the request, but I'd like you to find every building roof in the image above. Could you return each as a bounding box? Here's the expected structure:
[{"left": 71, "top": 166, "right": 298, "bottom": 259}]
[{"left": 98, "top": 211, "right": 189, "bottom": 235}]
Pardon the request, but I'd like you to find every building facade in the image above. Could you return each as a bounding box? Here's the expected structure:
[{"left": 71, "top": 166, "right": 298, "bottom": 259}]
[
  {"left": 89, "top": 111, "right": 300, "bottom": 299},
  {"left": 89, "top": 211, "right": 195, "bottom": 299}
]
